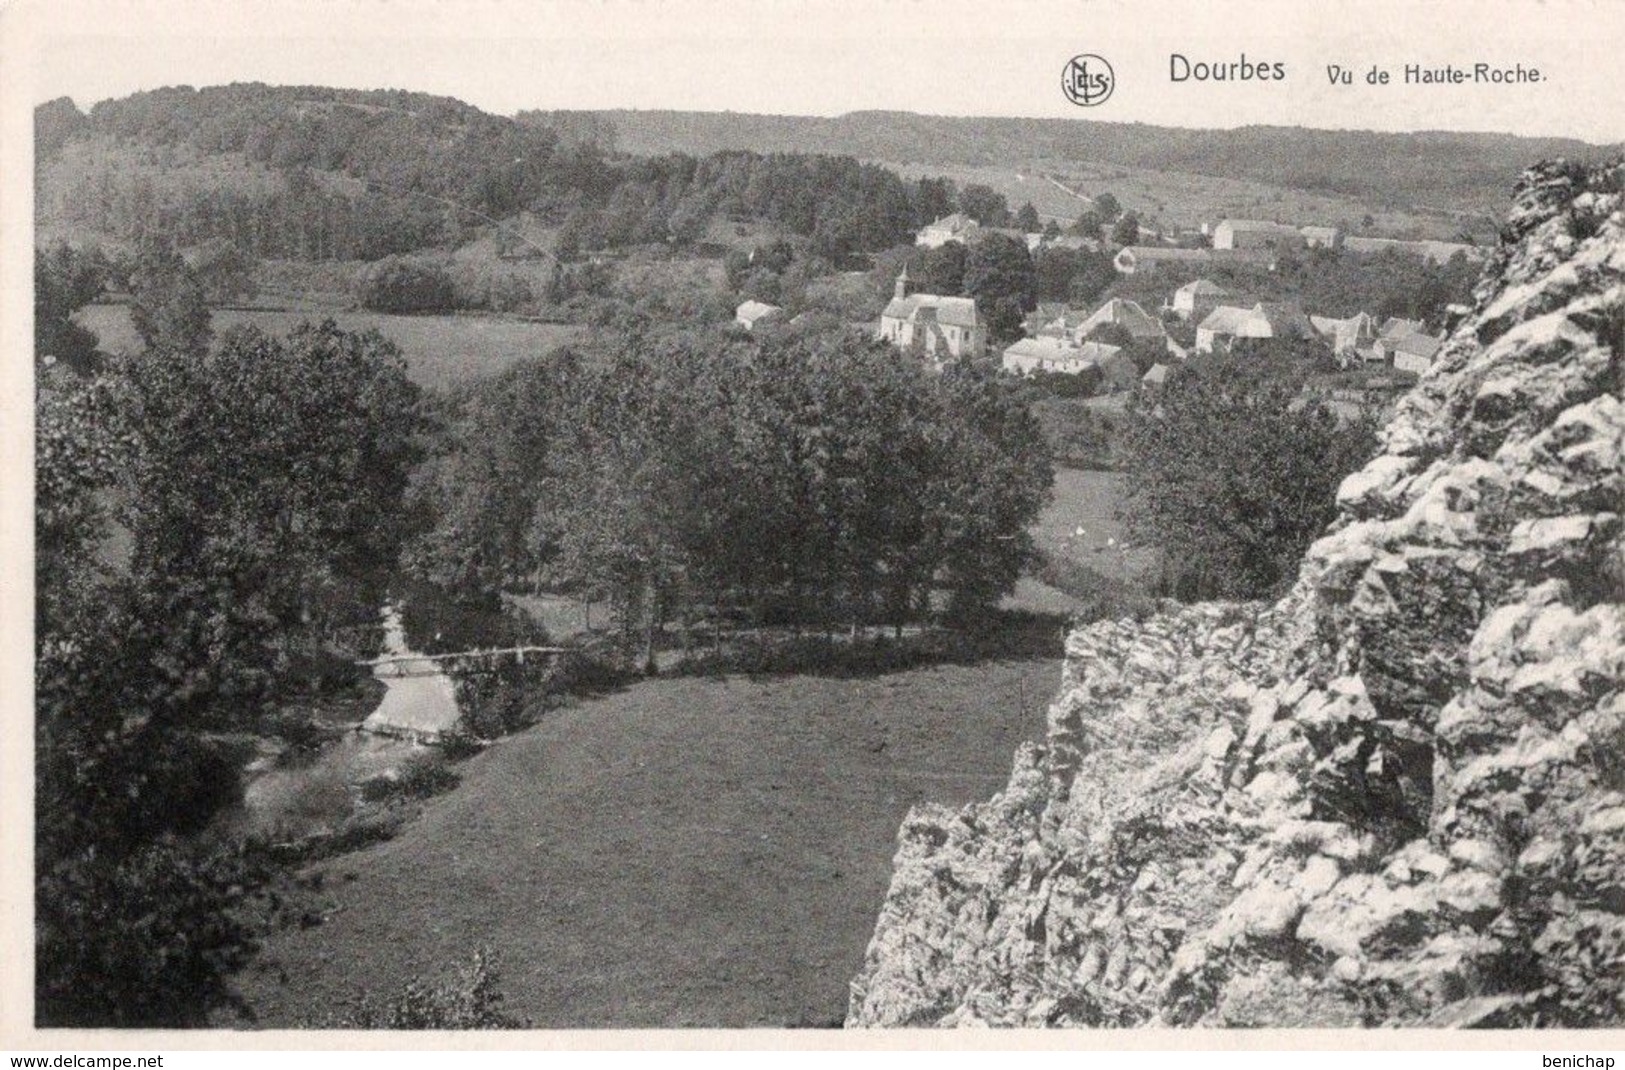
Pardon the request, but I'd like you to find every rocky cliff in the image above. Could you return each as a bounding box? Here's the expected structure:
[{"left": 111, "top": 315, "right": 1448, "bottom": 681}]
[{"left": 848, "top": 159, "right": 1624, "bottom": 1028}]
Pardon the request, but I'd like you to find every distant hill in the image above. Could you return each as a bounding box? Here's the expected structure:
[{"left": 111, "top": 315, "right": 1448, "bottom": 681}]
[{"left": 535, "top": 109, "right": 1615, "bottom": 215}]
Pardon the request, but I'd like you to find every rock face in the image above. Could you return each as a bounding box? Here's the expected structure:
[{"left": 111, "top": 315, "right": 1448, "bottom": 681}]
[{"left": 848, "top": 160, "right": 1624, "bottom": 1029}]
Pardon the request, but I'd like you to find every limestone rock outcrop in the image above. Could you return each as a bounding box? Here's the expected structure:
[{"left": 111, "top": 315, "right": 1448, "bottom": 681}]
[{"left": 848, "top": 159, "right": 1624, "bottom": 1028}]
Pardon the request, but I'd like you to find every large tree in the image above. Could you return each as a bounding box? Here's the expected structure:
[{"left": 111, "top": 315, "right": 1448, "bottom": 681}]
[
  {"left": 963, "top": 233, "right": 1036, "bottom": 343},
  {"left": 119, "top": 320, "right": 426, "bottom": 724},
  {"left": 1120, "top": 352, "right": 1377, "bottom": 600}
]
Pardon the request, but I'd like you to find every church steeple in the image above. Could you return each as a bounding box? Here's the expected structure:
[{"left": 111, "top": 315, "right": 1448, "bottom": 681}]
[{"left": 894, "top": 263, "right": 911, "bottom": 300}]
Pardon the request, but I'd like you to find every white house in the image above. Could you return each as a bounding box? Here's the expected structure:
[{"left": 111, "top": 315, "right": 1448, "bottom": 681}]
[
  {"left": 1195, "top": 305, "right": 1257, "bottom": 353},
  {"left": 915, "top": 213, "right": 981, "bottom": 248},
  {"left": 878, "top": 267, "right": 986, "bottom": 361},
  {"left": 1310, "top": 311, "right": 1378, "bottom": 358},
  {"left": 1169, "top": 278, "right": 1230, "bottom": 320},
  {"left": 1212, "top": 219, "right": 1307, "bottom": 251},
  {"left": 1001, "top": 337, "right": 1093, "bottom": 376},
  {"left": 1001, "top": 338, "right": 1131, "bottom": 387},
  {"left": 1195, "top": 302, "right": 1314, "bottom": 352},
  {"left": 735, "top": 300, "right": 784, "bottom": 331},
  {"left": 1389, "top": 332, "right": 1442, "bottom": 375}
]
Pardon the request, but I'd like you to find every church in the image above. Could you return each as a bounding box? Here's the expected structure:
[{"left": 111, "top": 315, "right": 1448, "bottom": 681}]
[{"left": 876, "top": 266, "right": 987, "bottom": 363}]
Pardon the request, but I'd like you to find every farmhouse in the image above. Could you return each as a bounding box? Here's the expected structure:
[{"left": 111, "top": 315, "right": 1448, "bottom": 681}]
[
  {"left": 1252, "top": 301, "right": 1316, "bottom": 340},
  {"left": 1075, "top": 297, "right": 1166, "bottom": 343},
  {"left": 734, "top": 300, "right": 784, "bottom": 331},
  {"left": 1169, "top": 278, "right": 1230, "bottom": 320},
  {"left": 1212, "top": 219, "right": 1307, "bottom": 251},
  {"left": 1001, "top": 337, "right": 1092, "bottom": 376},
  {"left": 1388, "top": 331, "right": 1443, "bottom": 374},
  {"left": 1114, "top": 246, "right": 1212, "bottom": 275},
  {"left": 1195, "top": 305, "right": 1255, "bottom": 352},
  {"left": 1310, "top": 311, "right": 1379, "bottom": 357},
  {"left": 915, "top": 213, "right": 981, "bottom": 248},
  {"left": 1000, "top": 338, "right": 1133, "bottom": 389},
  {"left": 1194, "top": 301, "right": 1314, "bottom": 352},
  {"left": 878, "top": 268, "right": 986, "bottom": 361}
]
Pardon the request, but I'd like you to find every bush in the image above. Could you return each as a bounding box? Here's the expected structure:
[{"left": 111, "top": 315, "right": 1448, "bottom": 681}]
[
  {"left": 355, "top": 256, "right": 456, "bottom": 313},
  {"left": 323, "top": 949, "right": 529, "bottom": 1029},
  {"left": 358, "top": 750, "right": 459, "bottom": 803},
  {"left": 36, "top": 837, "right": 262, "bottom": 1027}
]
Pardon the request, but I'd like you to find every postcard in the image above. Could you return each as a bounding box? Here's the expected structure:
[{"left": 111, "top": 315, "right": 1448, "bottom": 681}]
[{"left": 3, "top": 0, "right": 1622, "bottom": 1057}]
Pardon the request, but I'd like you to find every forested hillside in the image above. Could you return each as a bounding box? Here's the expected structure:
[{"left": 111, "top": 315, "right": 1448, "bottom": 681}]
[
  {"left": 36, "top": 86, "right": 937, "bottom": 265},
  {"left": 546, "top": 109, "right": 1613, "bottom": 214}
]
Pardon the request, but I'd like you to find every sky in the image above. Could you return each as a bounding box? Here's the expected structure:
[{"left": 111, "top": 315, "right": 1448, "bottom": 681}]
[{"left": 6, "top": 0, "right": 1625, "bottom": 143}]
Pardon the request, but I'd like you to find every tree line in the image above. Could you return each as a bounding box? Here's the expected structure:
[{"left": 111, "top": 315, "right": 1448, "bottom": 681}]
[
  {"left": 409, "top": 324, "right": 1054, "bottom": 668},
  {"left": 38, "top": 85, "right": 1025, "bottom": 267}
]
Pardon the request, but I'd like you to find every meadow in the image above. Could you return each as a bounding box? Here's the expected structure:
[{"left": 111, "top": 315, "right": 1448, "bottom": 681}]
[{"left": 225, "top": 660, "right": 1057, "bottom": 1027}]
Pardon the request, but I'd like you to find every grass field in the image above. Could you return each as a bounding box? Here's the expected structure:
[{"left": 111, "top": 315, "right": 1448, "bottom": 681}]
[
  {"left": 883, "top": 159, "right": 1471, "bottom": 240},
  {"left": 225, "top": 658, "right": 1058, "bottom": 1028},
  {"left": 75, "top": 304, "right": 584, "bottom": 391},
  {"left": 1030, "top": 467, "right": 1152, "bottom": 584}
]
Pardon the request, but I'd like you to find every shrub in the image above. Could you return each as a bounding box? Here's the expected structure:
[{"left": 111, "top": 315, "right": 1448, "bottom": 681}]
[
  {"left": 323, "top": 949, "right": 529, "bottom": 1029},
  {"left": 355, "top": 256, "right": 456, "bottom": 313},
  {"left": 358, "top": 750, "right": 459, "bottom": 803}
]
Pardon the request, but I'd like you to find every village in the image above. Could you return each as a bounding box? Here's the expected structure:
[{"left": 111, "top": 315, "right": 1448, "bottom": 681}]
[{"left": 735, "top": 210, "right": 1481, "bottom": 398}]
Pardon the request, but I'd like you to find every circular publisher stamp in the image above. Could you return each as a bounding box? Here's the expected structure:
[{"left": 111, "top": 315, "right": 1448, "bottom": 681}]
[{"left": 1063, "top": 54, "right": 1115, "bottom": 106}]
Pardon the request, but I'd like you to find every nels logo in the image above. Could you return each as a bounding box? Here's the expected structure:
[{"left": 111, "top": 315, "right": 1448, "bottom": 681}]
[{"left": 1063, "top": 54, "right": 1115, "bottom": 107}]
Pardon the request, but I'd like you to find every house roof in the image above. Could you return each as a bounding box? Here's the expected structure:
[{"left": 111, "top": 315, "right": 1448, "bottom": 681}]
[
  {"left": 1120, "top": 245, "right": 1214, "bottom": 262},
  {"left": 1143, "top": 363, "right": 1170, "bottom": 384},
  {"left": 923, "top": 213, "right": 978, "bottom": 232},
  {"left": 1003, "top": 337, "right": 1079, "bottom": 361},
  {"left": 884, "top": 293, "right": 981, "bottom": 328},
  {"left": 1379, "top": 316, "right": 1427, "bottom": 340},
  {"left": 1392, "top": 332, "right": 1443, "bottom": 358},
  {"left": 1176, "top": 278, "right": 1229, "bottom": 297},
  {"left": 1078, "top": 341, "right": 1127, "bottom": 365},
  {"left": 1080, "top": 298, "right": 1165, "bottom": 339},
  {"left": 1300, "top": 226, "right": 1341, "bottom": 240},
  {"left": 1252, "top": 301, "right": 1313, "bottom": 335},
  {"left": 1197, "top": 305, "right": 1258, "bottom": 335}
]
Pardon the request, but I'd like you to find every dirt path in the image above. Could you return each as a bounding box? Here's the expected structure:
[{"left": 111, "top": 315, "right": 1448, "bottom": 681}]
[{"left": 232, "top": 658, "right": 1058, "bottom": 1028}]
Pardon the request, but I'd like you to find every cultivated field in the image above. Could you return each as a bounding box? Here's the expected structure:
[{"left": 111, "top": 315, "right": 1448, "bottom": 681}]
[
  {"left": 883, "top": 159, "right": 1475, "bottom": 240},
  {"left": 225, "top": 660, "right": 1058, "bottom": 1028},
  {"left": 75, "top": 304, "right": 584, "bottom": 391}
]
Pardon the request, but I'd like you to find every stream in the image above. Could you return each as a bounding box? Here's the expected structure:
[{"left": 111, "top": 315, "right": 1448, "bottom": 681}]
[{"left": 233, "top": 606, "right": 463, "bottom": 842}]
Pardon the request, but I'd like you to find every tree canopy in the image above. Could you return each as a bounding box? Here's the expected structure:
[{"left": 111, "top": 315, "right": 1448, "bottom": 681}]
[{"left": 1120, "top": 352, "right": 1377, "bottom": 601}]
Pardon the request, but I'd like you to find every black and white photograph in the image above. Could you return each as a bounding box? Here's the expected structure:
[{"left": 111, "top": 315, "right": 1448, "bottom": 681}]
[{"left": 4, "top": 0, "right": 1623, "bottom": 1048}]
